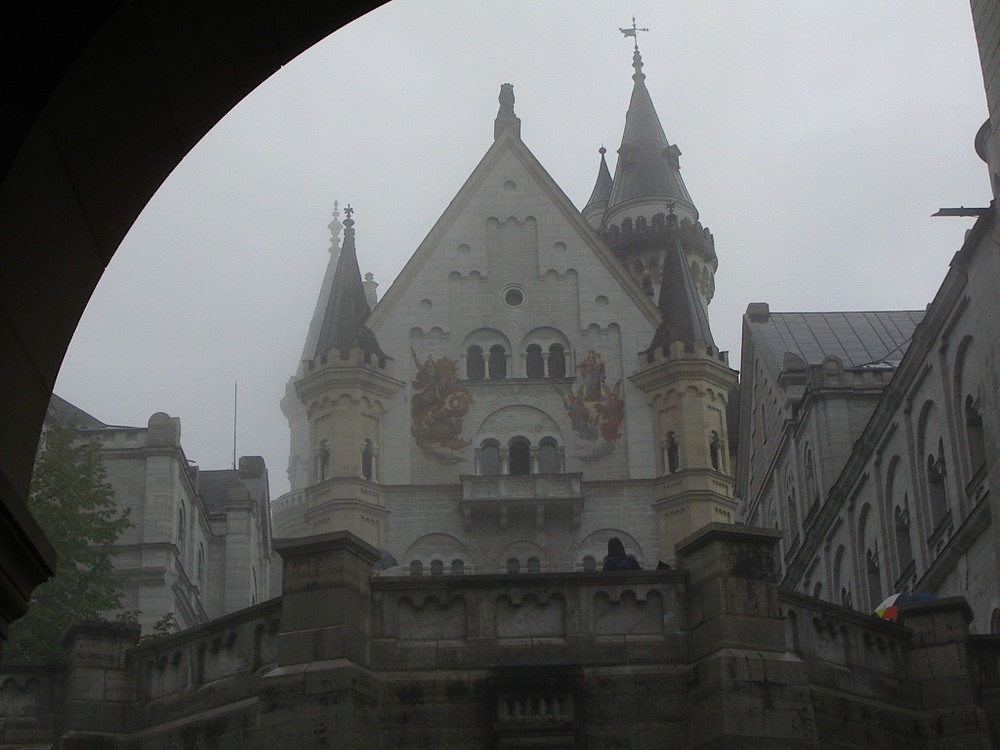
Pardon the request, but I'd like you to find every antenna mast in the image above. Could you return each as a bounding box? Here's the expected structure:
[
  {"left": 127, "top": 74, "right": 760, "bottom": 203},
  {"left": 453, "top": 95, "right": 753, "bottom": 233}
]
[{"left": 232, "top": 381, "right": 238, "bottom": 470}]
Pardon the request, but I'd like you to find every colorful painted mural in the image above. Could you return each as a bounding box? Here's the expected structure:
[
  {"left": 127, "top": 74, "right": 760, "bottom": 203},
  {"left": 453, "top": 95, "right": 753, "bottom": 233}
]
[
  {"left": 410, "top": 350, "right": 474, "bottom": 463},
  {"left": 560, "top": 349, "right": 625, "bottom": 460}
]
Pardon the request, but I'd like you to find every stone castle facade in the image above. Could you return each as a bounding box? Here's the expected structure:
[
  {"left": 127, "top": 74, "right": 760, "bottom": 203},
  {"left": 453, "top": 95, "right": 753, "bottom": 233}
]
[
  {"left": 43, "top": 396, "right": 273, "bottom": 634},
  {"left": 274, "top": 47, "right": 737, "bottom": 575},
  {"left": 5, "top": 5, "right": 1000, "bottom": 747}
]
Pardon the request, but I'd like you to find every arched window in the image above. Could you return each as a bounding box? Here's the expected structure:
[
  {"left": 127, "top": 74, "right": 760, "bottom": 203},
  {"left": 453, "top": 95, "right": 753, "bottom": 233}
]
[
  {"left": 466, "top": 345, "right": 485, "bottom": 380},
  {"left": 509, "top": 437, "right": 531, "bottom": 476},
  {"left": 317, "top": 439, "right": 330, "bottom": 481},
  {"left": 525, "top": 344, "right": 544, "bottom": 378},
  {"left": 430, "top": 559, "right": 444, "bottom": 576},
  {"left": 966, "top": 395, "right": 986, "bottom": 472},
  {"left": 709, "top": 431, "right": 724, "bottom": 472},
  {"left": 197, "top": 544, "right": 206, "bottom": 591},
  {"left": 927, "top": 454, "right": 948, "bottom": 526},
  {"left": 582, "top": 555, "right": 596, "bottom": 572},
  {"left": 548, "top": 344, "right": 566, "bottom": 378},
  {"left": 894, "top": 503, "right": 913, "bottom": 572},
  {"left": 804, "top": 446, "right": 818, "bottom": 507},
  {"left": 409, "top": 560, "right": 423, "bottom": 577},
  {"left": 177, "top": 505, "right": 187, "bottom": 559},
  {"left": 664, "top": 432, "right": 680, "bottom": 473},
  {"left": 480, "top": 440, "right": 501, "bottom": 475},
  {"left": 451, "top": 559, "right": 464, "bottom": 575},
  {"left": 506, "top": 557, "right": 519, "bottom": 574},
  {"left": 538, "top": 438, "right": 560, "bottom": 474},
  {"left": 488, "top": 345, "right": 507, "bottom": 379},
  {"left": 787, "top": 492, "right": 799, "bottom": 538},
  {"left": 361, "top": 439, "right": 375, "bottom": 481},
  {"left": 527, "top": 557, "right": 541, "bottom": 573},
  {"left": 866, "top": 548, "right": 882, "bottom": 608}
]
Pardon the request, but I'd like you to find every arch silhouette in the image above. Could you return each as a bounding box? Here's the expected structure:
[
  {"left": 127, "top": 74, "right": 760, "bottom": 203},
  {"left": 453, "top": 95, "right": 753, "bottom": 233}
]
[{"left": 1, "top": 0, "right": 386, "bottom": 643}]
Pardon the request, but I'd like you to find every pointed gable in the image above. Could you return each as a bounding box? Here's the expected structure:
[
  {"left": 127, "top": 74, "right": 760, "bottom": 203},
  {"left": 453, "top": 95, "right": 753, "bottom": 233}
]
[{"left": 368, "top": 95, "right": 660, "bottom": 332}]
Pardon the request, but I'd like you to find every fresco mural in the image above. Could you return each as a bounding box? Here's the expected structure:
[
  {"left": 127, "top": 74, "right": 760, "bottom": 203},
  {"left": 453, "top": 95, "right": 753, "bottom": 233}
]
[
  {"left": 560, "top": 350, "right": 625, "bottom": 460},
  {"left": 410, "top": 350, "right": 474, "bottom": 463}
]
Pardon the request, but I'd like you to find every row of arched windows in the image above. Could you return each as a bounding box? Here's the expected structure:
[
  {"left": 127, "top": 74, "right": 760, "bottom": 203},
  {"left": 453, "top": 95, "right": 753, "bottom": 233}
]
[
  {"left": 476, "top": 437, "right": 564, "bottom": 475},
  {"left": 466, "top": 344, "right": 567, "bottom": 380}
]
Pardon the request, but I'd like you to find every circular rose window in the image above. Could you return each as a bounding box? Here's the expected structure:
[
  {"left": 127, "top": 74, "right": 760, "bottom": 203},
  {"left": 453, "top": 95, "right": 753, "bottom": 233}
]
[{"left": 502, "top": 285, "right": 526, "bottom": 308}]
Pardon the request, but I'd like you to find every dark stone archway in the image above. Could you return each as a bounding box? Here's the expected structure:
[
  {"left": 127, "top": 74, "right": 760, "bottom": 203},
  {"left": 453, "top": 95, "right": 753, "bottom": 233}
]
[{"left": 0, "top": 0, "right": 386, "bottom": 651}]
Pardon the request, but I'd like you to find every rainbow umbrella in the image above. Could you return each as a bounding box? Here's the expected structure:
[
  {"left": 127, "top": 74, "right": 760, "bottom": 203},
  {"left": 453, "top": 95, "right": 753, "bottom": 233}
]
[{"left": 874, "top": 591, "right": 937, "bottom": 621}]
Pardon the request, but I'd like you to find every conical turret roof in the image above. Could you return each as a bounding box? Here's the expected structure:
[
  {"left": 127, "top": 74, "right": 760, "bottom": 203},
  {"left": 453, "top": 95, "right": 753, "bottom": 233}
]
[
  {"left": 643, "top": 228, "right": 715, "bottom": 353},
  {"left": 583, "top": 146, "right": 613, "bottom": 213},
  {"left": 313, "top": 208, "right": 388, "bottom": 361},
  {"left": 606, "top": 47, "right": 694, "bottom": 215}
]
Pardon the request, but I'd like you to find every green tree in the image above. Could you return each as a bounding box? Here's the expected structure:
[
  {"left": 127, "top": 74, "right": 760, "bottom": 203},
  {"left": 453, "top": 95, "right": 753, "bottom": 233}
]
[{"left": 4, "top": 420, "right": 132, "bottom": 661}]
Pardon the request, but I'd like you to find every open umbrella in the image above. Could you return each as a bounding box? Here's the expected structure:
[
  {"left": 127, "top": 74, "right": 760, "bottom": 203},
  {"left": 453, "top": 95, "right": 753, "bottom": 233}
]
[{"left": 874, "top": 591, "right": 937, "bottom": 621}]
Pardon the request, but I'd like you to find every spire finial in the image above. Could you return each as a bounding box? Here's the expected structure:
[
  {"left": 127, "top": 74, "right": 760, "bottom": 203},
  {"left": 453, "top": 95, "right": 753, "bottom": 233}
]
[
  {"left": 327, "top": 200, "right": 343, "bottom": 253},
  {"left": 620, "top": 16, "right": 649, "bottom": 50},
  {"left": 343, "top": 204, "right": 355, "bottom": 241},
  {"left": 620, "top": 16, "right": 649, "bottom": 80}
]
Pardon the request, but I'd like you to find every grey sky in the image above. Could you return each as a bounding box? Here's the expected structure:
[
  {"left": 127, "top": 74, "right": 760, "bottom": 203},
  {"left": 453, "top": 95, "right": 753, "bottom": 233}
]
[{"left": 54, "top": 1, "right": 989, "bottom": 497}]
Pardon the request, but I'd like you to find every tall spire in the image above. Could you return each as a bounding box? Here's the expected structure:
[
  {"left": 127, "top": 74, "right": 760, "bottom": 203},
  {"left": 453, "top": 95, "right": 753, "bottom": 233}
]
[
  {"left": 313, "top": 206, "right": 387, "bottom": 362},
  {"left": 605, "top": 30, "right": 695, "bottom": 220}
]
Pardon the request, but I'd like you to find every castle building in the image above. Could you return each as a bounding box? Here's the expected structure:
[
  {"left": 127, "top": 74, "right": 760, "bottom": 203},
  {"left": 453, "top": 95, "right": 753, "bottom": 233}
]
[
  {"left": 736, "top": 0, "right": 1000, "bottom": 634},
  {"left": 274, "top": 42, "right": 738, "bottom": 573},
  {"left": 44, "top": 395, "right": 273, "bottom": 634},
  {"left": 5, "top": 9, "right": 1000, "bottom": 749}
]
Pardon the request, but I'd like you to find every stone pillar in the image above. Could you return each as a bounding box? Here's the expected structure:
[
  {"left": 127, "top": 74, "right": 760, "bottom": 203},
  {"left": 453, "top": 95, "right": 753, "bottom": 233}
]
[
  {"left": 59, "top": 621, "right": 138, "bottom": 739},
  {"left": 273, "top": 531, "right": 378, "bottom": 667},
  {"left": 677, "top": 524, "right": 817, "bottom": 748},
  {"left": 257, "top": 532, "right": 382, "bottom": 750},
  {"left": 898, "top": 597, "right": 993, "bottom": 748}
]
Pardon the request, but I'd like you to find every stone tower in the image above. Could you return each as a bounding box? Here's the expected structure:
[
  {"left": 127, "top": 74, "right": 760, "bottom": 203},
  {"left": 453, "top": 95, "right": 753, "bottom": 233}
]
[
  {"left": 586, "top": 37, "right": 737, "bottom": 561},
  {"left": 286, "top": 208, "right": 403, "bottom": 545},
  {"left": 584, "top": 42, "right": 718, "bottom": 310}
]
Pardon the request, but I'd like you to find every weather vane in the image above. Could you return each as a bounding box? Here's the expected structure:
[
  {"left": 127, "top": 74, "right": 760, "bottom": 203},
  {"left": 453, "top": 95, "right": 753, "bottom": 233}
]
[{"left": 620, "top": 16, "right": 649, "bottom": 50}]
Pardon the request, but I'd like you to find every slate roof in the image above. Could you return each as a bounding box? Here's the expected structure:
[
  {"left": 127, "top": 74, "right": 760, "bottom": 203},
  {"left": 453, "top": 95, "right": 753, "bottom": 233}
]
[
  {"left": 747, "top": 310, "right": 925, "bottom": 377},
  {"left": 47, "top": 393, "right": 111, "bottom": 430},
  {"left": 583, "top": 147, "right": 613, "bottom": 213},
  {"left": 644, "top": 236, "right": 715, "bottom": 353},
  {"left": 313, "top": 212, "right": 388, "bottom": 362},
  {"left": 606, "top": 48, "right": 693, "bottom": 213},
  {"left": 199, "top": 463, "right": 268, "bottom": 515}
]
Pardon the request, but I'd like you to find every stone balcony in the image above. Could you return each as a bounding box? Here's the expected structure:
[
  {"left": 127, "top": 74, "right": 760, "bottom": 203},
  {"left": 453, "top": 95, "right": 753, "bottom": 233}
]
[{"left": 459, "top": 473, "right": 584, "bottom": 530}]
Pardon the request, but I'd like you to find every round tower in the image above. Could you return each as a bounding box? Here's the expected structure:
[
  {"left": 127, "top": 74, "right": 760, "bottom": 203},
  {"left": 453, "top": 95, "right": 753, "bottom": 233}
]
[{"left": 597, "top": 42, "right": 718, "bottom": 309}]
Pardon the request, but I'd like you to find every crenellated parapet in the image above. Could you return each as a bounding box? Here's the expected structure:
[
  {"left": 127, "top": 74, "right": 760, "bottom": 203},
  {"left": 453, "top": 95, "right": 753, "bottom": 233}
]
[{"left": 605, "top": 213, "right": 717, "bottom": 266}]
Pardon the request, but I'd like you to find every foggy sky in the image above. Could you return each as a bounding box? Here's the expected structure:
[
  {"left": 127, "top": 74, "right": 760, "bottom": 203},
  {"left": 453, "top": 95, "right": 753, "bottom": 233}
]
[{"left": 54, "top": 1, "right": 990, "bottom": 498}]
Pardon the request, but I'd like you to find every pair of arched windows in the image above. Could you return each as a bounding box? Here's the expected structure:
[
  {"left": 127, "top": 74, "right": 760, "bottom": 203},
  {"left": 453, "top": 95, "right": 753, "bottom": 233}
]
[
  {"left": 466, "top": 344, "right": 567, "bottom": 380},
  {"left": 506, "top": 556, "right": 541, "bottom": 574},
  {"left": 479, "top": 437, "right": 562, "bottom": 475},
  {"left": 660, "top": 431, "right": 726, "bottom": 474}
]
